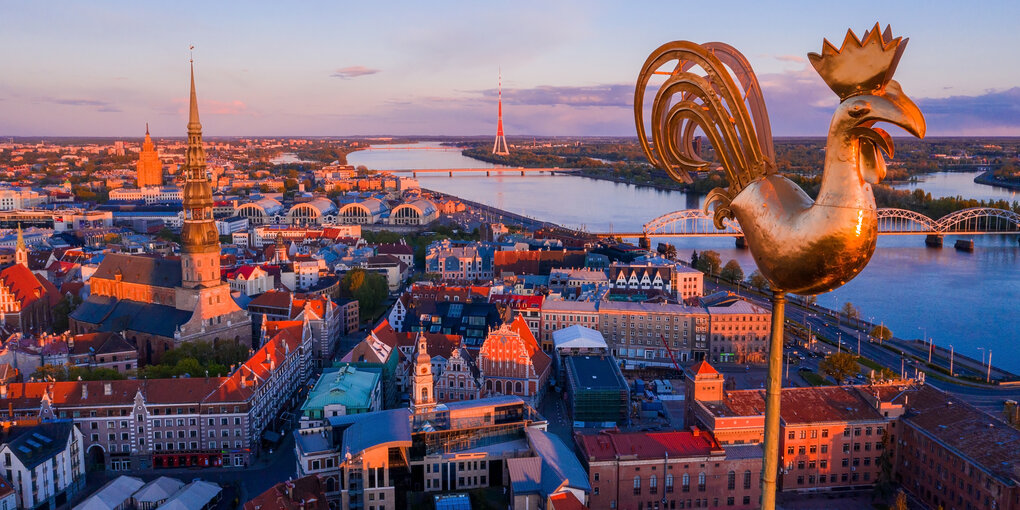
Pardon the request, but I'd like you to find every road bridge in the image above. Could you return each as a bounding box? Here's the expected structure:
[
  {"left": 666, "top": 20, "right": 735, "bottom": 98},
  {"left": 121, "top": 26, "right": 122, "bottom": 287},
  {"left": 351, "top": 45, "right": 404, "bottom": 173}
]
[
  {"left": 592, "top": 208, "right": 1020, "bottom": 243},
  {"left": 384, "top": 167, "right": 581, "bottom": 177}
]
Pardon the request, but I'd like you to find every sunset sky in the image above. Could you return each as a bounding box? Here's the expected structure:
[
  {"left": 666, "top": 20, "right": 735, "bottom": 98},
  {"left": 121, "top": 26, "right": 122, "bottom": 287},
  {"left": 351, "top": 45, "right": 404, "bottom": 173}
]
[{"left": 2, "top": 0, "right": 1019, "bottom": 137}]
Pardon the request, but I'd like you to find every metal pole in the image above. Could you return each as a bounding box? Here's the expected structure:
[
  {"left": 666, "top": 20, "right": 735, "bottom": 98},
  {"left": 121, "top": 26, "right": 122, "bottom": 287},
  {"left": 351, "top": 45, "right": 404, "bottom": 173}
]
[
  {"left": 987, "top": 350, "right": 992, "bottom": 383},
  {"left": 949, "top": 345, "right": 954, "bottom": 376},
  {"left": 761, "top": 291, "right": 785, "bottom": 510}
]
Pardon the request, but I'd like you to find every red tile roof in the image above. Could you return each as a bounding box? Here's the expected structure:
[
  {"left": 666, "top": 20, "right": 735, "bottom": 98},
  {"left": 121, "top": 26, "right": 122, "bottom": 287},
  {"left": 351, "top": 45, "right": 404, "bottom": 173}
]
[
  {"left": 244, "top": 475, "right": 327, "bottom": 510},
  {"left": 0, "top": 264, "right": 59, "bottom": 308},
  {"left": 577, "top": 430, "right": 724, "bottom": 462}
]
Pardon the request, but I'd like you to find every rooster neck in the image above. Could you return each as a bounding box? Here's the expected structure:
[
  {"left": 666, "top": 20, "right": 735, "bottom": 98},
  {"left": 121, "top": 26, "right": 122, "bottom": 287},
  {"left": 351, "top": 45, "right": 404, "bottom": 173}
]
[{"left": 815, "top": 129, "right": 875, "bottom": 211}]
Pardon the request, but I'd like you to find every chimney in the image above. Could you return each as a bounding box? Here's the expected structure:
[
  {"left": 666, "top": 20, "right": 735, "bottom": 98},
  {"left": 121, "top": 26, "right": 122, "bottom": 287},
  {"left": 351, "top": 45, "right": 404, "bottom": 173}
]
[
  {"left": 82, "top": 384, "right": 88, "bottom": 399},
  {"left": 103, "top": 383, "right": 112, "bottom": 396}
]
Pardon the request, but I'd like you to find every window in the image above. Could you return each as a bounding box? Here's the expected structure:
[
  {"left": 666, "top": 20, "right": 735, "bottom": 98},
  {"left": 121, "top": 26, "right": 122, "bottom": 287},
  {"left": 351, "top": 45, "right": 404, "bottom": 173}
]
[
  {"left": 697, "top": 472, "right": 706, "bottom": 492},
  {"left": 682, "top": 473, "right": 690, "bottom": 492},
  {"left": 649, "top": 475, "right": 657, "bottom": 494},
  {"left": 634, "top": 476, "right": 641, "bottom": 495},
  {"left": 743, "top": 470, "right": 751, "bottom": 489},
  {"left": 727, "top": 471, "right": 735, "bottom": 490}
]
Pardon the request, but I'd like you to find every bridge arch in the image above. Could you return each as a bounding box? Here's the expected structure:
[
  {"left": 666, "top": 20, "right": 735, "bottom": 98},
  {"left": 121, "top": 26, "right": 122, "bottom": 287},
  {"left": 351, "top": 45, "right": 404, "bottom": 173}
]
[
  {"left": 643, "top": 209, "right": 741, "bottom": 236},
  {"left": 876, "top": 208, "right": 937, "bottom": 233},
  {"left": 936, "top": 207, "right": 1020, "bottom": 234}
]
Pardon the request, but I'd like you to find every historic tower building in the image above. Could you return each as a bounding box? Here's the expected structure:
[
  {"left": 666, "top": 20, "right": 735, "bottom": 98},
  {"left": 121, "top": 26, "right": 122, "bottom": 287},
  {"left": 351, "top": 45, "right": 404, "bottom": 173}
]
[
  {"left": 136, "top": 123, "right": 163, "bottom": 188},
  {"left": 411, "top": 332, "right": 435, "bottom": 411},
  {"left": 173, "top": 61, "right": 251, "bottom": 346}
]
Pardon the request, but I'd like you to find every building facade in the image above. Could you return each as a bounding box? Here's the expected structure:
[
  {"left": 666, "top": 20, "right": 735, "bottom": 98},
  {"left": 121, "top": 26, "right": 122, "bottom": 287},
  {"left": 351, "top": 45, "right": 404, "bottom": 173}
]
[{"left": 598, "top": 301, "right": 708, "bottom": 367}]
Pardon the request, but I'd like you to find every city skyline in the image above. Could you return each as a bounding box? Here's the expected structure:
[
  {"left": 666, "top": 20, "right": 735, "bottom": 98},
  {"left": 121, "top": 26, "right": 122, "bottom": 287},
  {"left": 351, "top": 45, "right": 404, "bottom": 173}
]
[{"left": 2, "top": 0, "right": 1020, "bottom": 137}]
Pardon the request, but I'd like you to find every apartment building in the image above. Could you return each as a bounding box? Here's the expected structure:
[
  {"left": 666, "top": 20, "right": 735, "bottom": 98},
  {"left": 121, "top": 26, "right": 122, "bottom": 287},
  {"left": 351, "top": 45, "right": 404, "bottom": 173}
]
[
  {"left": 0, "top": 321, "right": 312, "bottom": 471},
  {"left": 577, "top": 429, "right": 762, "bottom": 510},
  {"left": 598, "top": 301, "right": 709, "bottom": 366},
  {"left": 539, "top": 300, "right": 599, "bottom": 352}
]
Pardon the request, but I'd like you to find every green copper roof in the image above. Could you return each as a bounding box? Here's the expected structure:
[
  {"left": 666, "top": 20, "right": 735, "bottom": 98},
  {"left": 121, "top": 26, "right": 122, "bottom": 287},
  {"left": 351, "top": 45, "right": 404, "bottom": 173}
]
[{"left": 301, "top": 366, "right": 380, "bottom": 416}]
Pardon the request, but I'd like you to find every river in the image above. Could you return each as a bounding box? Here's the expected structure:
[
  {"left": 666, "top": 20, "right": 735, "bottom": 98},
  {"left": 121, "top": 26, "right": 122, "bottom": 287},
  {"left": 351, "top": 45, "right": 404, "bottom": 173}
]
[{"left": 349, "top": 142, "right": 1020, "bottom": 373}]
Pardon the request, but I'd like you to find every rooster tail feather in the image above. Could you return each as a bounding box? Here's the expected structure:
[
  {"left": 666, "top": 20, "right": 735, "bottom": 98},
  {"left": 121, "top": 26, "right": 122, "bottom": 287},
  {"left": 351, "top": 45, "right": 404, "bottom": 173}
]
[{"left": 636, "top": 41, "right": 776, "bottom": 225}]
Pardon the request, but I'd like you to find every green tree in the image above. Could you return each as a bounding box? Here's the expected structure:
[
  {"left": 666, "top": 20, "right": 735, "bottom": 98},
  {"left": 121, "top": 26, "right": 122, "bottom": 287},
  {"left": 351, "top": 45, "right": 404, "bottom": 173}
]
[
  {"left": 720, "top": 259, "right": 744, "bottom": 282},
  {"left": 870, "top": 325, "right": 893, "bottom": 341},
  {"left": 747, "top": 270, "right": 769, "bottom": 291},
  {"left": 343, "top": 268, "right": 388, "bottom": 318},
  {"left": 52, "top": 294, "right": 81, "bottom": 332},
  {"left": 819, "top": 352, "right": 859, "bottom": 383},
  {"left": 660, "top": 244, "right": 677, "bottom": 260},
  {"left": 694, "top": 250, "right": 721, "bottom": 275}
]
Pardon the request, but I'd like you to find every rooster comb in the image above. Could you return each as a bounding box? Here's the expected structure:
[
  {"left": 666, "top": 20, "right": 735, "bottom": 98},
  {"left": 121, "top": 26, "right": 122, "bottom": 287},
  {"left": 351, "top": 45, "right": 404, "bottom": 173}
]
[{"left": 808, "top": 23, "right": 908, "bottom": 101}]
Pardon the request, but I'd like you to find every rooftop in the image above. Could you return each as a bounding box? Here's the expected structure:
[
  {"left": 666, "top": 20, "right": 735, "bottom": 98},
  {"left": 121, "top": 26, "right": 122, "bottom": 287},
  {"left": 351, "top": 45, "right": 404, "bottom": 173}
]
[
  {"left": 301, "top": 366, "right": 381, "bottom": 415},
  {"left": 577, "top": 429, "right": 724, "bottom": 462},
  {"left": 565, "top": 355, "right": 627, "bottom": 392}
]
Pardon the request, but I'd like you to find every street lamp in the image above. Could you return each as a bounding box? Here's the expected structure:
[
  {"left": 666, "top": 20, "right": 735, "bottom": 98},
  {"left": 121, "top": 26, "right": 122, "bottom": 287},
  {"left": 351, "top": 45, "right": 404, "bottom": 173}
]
[
  {"left": 987, "top": 350, "right": 992, "bottom": 383},
  {"left": 919, "top": 326, "right": 932, "bottom": 363},
  {"left": 977, "top": 347, "right": 985, "bottom": 367},
  {"left": 949, "top": 345, "right": 954, "bottom": 376}
]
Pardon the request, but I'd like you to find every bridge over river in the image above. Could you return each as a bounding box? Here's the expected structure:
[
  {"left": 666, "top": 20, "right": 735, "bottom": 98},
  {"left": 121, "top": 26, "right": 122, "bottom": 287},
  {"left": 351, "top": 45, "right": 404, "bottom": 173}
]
[
  {"left": 590, "top": 207, "right": 1020, "bottom": 246},
  {"left": 386, "top": 167, "right": 581, "bottom": 177}
]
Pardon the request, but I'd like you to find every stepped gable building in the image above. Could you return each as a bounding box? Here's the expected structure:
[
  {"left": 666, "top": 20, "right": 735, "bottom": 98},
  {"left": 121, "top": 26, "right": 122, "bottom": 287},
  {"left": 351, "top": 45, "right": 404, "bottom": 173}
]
[
  {"left": 0, "top": 226, "right": 59, "bottom": 333},
  {"left": 70, "top": 62, "right": 251, "bottom": 363},
  {"left": 136, "top": 123, "right": 163, "bottom": 188},
  {"left": 477, "top": 315, "right": 551, "bottom": 405}
]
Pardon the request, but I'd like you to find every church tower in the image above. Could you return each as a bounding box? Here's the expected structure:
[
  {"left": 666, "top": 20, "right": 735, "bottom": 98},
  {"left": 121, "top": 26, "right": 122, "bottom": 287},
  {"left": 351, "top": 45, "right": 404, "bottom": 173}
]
[
  {"left": 14, "top": 224, "right": 27, "bottom": 268},
  {"left": 172, "top": 57, "right": 251, "bottom": 348},
  {"left": 180, "top": 61, "right": 221, "bottom": 289},
  {"left": 411, "top": 332, "right": 435, "bottom": 411},
  {"left": 136, "top": 123, "right": 163, "bottom": 188}
]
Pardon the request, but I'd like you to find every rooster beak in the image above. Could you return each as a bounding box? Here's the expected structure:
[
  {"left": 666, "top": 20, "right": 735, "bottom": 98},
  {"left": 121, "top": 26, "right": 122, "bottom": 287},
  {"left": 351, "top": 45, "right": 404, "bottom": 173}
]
[{"left": 871, "top": 80, "right": 926, "bottom": 139}]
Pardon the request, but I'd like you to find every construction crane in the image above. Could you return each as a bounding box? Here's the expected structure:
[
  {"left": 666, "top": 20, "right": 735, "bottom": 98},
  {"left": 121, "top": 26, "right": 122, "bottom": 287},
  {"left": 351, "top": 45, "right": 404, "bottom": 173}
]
[{"left": 660, "top": 335, "right": 682, "bottom": 373}]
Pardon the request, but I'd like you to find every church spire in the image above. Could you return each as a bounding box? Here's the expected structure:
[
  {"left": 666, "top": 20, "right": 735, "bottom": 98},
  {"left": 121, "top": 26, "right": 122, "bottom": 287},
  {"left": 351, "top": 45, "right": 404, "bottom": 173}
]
[
  {"left": 15, "top": 223, "right": 27, "bottom": 268},
  {"left": 179, "top": 54, "right": 220, "bottom": 287},
  {"left": 188, "top": 60, "right": 201, "bottom": 131}
]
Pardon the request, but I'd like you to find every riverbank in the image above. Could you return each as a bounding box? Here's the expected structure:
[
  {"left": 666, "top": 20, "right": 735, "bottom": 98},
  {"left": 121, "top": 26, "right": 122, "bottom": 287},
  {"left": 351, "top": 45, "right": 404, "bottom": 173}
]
[{"left": 974, "top": 169, "right": 1020, "bottom": 191}]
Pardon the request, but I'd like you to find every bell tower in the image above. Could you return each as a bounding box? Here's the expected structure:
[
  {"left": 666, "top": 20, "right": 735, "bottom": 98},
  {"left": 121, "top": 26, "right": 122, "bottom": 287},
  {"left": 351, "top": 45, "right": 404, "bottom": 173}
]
[
  {"left": 179, "top": 59, "right": 221, "bottom": 289},
  {"left": 412, "top": 332, "right": 435, "bottom": 411}
]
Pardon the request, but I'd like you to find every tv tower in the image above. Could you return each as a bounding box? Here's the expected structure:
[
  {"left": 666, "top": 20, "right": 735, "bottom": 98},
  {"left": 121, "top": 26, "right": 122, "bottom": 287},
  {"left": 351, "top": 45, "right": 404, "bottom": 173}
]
[{"left": 492, "top": 69, "right": 509, "bottom": 156}]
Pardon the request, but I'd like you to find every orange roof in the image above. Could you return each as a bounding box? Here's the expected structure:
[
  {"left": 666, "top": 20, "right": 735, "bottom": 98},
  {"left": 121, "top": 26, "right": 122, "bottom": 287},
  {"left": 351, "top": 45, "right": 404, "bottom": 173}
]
[
  {"left": 691, "top": 360, "right": 719, "bottom": 376},
  {"left": 0, "top": 264, "right": 59, "bottom": 308},
  {"left": 550, "top": 492, "right": 587, "bottom": 510}
]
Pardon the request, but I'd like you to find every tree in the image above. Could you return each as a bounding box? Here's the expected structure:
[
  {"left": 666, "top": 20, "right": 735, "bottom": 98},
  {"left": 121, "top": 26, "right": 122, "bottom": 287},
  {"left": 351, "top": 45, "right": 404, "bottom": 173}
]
[
  {"left": 747, "top": 270, "right": 768, "bottom": 291},
  {"left": 690, "top": 250, "right": 699, "bottom": 267},
  {"left": 841, "top": 301, "right": 860, "bottom": 321},
  {"left": 892, "top": 490, "right": 908, "bottom": 510},
  {"left": 819, "top": 352, "right": 859, "bottom": 383},
  {"left": 873, "top": 430, "right": 895, "bottom": 500},
  {"left": 694, "top": 250, "right": 721, "bottom": 275},
  {"left": 870, "top": 325, "right": 893, "bottom": 341},
  {"left": 720, "top": 259, "right": 744, "bottom": 282},
  {"left": 342, "top": 268, "right": 388, "bottom": 318},
  {"left": 52, "top": 294, "right": 81, "bottom": 332}
]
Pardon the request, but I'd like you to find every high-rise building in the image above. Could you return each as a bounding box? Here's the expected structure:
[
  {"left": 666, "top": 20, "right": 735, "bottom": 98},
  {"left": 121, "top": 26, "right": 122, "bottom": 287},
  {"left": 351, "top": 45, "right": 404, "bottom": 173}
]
[{"left": 136, "top": 123, "right": 163, "bottom": 187}]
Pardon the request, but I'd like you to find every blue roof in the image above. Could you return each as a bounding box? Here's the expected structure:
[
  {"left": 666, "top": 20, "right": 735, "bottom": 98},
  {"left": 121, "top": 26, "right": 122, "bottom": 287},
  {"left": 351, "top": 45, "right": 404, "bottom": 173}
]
[
  {"left": 329, "top": 408, "right": 412, "bottom": 459},
  {"left": 72, "top": 296, "right": 191, "bottom": 338},
  {"left": 526, "top": 428, "right": 592, "bottom": 493}
]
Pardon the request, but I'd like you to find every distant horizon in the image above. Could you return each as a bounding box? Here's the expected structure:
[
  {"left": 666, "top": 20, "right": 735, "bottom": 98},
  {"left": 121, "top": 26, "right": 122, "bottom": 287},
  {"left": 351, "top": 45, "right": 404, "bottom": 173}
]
[
  {"left": 3, "top": 2, "right": 1019, "bottom": 138},
  {"left": 5, "top": 134, "right": 1020, "bottom": 141}
]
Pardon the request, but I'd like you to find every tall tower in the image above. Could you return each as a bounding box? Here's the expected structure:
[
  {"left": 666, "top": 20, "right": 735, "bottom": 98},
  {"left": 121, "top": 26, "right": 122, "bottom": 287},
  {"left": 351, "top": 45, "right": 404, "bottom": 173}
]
[
  {"left": 14, "top": 224, "right": 27, "bottom": 268},
  {"left": 136, "top": 123, "right": 163, "bottom": 188},
  {"left": 180, "top": 60, "right": 221, "bottom": 289},
  {"left": 492, "top": 70, "right": 509, "bottom": 156},
  {"left": 411, "top": 332, "right": 435, "bottom": 411}
]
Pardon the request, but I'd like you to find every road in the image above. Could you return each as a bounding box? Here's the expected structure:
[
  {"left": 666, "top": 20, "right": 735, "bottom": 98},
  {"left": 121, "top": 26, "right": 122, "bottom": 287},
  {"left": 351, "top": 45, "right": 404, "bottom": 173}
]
[{"left": 706, "top": 279, "right": 1020, "bottom": 412}]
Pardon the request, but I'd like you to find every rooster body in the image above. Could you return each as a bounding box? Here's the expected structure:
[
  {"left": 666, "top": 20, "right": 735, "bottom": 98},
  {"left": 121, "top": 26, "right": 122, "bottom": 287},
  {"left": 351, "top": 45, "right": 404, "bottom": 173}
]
[{"left": 636, "top": 25, "right": 925, "bottom": 295}]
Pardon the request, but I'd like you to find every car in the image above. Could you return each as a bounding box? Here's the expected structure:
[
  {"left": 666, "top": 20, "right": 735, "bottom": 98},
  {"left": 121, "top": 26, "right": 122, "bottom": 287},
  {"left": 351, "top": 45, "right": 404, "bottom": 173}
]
[{"left": 798, "top": 367, "right": 812, "bottom": 372}]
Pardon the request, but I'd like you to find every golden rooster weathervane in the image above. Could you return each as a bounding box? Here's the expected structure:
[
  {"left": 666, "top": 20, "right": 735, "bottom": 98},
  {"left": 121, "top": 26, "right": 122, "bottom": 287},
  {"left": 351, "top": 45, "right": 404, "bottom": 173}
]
[{"left": 635, "top": 23, "right": 925, "bottom": 509}]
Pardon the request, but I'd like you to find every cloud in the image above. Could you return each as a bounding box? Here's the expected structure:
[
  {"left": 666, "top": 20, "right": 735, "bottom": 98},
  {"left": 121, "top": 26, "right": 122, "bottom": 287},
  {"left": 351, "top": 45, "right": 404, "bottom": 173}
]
[
  {"left": 775, "top": 55, "right": 806, "bottom": 64},
  {"left": 916, "top": 87, "right": 1020, "bottom": 135},
  {"left": 203, "top": 99, "right": 249, "bottom": 115},
  {"left": 43, "top": 97, "right": 121, "bottom": 112},
  {"left": 485, "top": 84, "right": 633, "bottom": 108},
  {"left": 331, "top": 66, "right": 380, "bottom": 79}
]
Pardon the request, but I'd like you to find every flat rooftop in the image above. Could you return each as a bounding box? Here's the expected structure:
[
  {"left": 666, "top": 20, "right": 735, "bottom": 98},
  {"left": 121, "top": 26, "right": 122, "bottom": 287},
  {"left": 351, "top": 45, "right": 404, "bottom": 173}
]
[{"left": 566, "top": 355, "right": 628, "bottom": 392}]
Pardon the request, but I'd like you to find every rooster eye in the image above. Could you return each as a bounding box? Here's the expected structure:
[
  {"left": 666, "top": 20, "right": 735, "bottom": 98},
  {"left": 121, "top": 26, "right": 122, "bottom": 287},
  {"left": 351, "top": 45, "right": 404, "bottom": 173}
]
[{"left": 848, "top": 101, "right": 871, "bottom": 118}]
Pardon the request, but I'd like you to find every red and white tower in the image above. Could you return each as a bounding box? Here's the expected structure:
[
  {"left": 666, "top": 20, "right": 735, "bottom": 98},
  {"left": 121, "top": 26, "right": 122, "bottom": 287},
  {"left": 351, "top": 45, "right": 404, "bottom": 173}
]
[{"left": 492, "top": 69, "right": 509, "bottom": 156}]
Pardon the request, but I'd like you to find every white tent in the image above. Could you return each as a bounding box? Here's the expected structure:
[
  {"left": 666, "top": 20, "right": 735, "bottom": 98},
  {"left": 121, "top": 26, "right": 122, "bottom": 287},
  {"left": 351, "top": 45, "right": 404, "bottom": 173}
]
[
  {"left": 73, "top": 476, "right": 144, "bottom": 510},
  {"left": 552, "top": 325, "right": 608, "bottom": 351}
]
